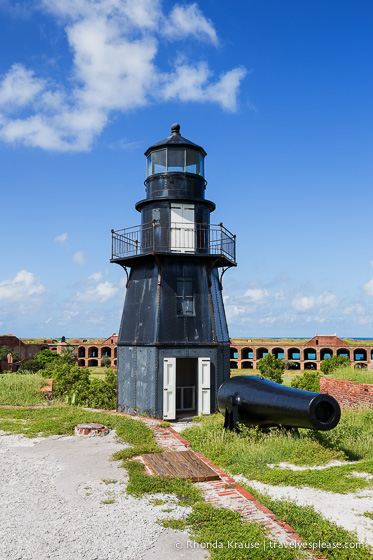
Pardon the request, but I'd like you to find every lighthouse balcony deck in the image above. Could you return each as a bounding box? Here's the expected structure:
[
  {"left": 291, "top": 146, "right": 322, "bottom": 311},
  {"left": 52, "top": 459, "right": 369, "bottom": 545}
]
[{"left": 111, "top": 221, "right": 236, "bottom": 266}]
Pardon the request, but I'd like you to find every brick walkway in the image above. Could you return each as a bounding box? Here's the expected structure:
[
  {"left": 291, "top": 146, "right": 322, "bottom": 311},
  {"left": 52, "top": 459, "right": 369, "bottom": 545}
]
[{"left": 135, "top": 420, "right": 313, "bottom": 552}]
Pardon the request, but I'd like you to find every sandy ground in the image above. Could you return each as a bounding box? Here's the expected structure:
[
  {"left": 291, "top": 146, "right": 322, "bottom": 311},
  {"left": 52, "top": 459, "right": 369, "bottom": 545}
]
[{"left": 0, "top": 432, "right": 208, "bottom": 560}]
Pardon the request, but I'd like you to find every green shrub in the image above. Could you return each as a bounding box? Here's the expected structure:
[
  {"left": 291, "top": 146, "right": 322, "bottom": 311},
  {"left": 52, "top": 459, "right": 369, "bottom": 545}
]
[
  {"left": 87, "top": 369, "right": 117, "bottom": 409},
  {"left": 41, "top": 359, "right": 116, "bottom": 409},
  {"left": 101, "top": 356, "right": 112, "bottom": 368},
  {"left": 320, "top": 355, "right": 350, "bottom": 374},
  {"left": 291, "top": 370, "right": 321, "bottom": 392},
  {"left": 18, "top": 358, "right": 44, "bottom": 374},
  {"left": 257, "top": 353, "right": 284, "bottom": 384}
]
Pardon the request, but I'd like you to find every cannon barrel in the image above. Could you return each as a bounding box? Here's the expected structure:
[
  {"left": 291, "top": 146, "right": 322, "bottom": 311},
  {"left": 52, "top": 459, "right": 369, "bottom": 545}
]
[{"left": 217, "top": 376, "right": 341, "bottom": 431}]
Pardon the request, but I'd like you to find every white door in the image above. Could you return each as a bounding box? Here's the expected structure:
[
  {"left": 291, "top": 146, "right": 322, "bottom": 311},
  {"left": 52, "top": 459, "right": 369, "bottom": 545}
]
[
  {"left": 198, "top": 357, "right": 211, "bottom": 415},
  {"left": 163, "top": 358, "right": 176, "bottom": 420},
  {"left": 170, "top": 203, "right": 195, "bottom": 252}
]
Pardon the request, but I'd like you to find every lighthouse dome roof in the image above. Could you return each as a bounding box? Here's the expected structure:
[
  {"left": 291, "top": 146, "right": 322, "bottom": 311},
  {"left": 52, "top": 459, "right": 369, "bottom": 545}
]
[{"left": 144, "top": 124, "right": 206, "bottom": 157}]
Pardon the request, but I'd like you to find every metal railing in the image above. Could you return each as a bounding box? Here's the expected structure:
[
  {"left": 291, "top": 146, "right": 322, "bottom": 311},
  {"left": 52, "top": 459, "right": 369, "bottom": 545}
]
[{"left": 111, "top": 221, "right": 236, "bottom": 264}]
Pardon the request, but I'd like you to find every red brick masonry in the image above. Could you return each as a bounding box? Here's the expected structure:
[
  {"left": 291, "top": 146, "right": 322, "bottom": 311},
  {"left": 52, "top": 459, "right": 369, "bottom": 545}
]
[{"left": 320, "top": 377, "right": 373, "bottom": 409}]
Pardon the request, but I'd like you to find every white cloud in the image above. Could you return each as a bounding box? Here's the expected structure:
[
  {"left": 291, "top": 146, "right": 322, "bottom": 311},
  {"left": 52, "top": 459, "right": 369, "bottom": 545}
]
[
  {"left": 344, "top": 304, "right": 364, "bottom": 315},
  {"left": 75, "top": 280, "right": 118, "bottom": 303},
  {"left": 0, "top": 0, "right": 247, "bottom": 151},
  {"left": 241, "top": 288, "right": 269, "bottom": 304},
  {"left": 305, "top": 315, "right": 326, "bottom": 324},
  {"left": 54, "top": 232, "right": 68, "bottom": 244},
  {"left": 0, "top": 64, "right": 45, "bottom": 109},
  {"left": 258, "top": 316, "right": 277, "bottom": 325},
  {"left": 363, "top": 277, "right": 373, "bottom": 296},
  {"left": 163, "top": 3, "right": 218, "bottom": 45},
  {"left": 73, "top": 250, "right": 86, "bottom": 265},
  {"left": 162, "top": 62, "right": 247, "bottom": 112},
  {"left": 0, "top": 270, "right": 45, "bottom": 302},
  {"left": 88, "top": 271, "right": 103, "bottom": 282},
  {"left": 292, "top": 291, "right": 338, "bottom": 312},
  {"left": 57, "top": 309, "right": 79, "bottom": 325}
]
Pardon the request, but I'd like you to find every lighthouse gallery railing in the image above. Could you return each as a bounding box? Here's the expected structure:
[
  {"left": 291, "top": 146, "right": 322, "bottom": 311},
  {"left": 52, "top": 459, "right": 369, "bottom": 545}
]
[{"left": 111, "top": 222, "right": 236, "bottom": 264}]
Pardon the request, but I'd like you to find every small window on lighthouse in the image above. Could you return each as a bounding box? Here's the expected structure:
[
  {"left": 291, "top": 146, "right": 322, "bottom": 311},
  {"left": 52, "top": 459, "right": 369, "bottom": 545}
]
[
  {"left": 167, "top": 149, "right": 184, "bottom": 172},
  {"left": 177, "top": 278, "right": 194, "bottom": 315},
  {"left": 186, "top": 150, "right": 199, "bottom": 174},
  {"left": 200, "top": 154, "right": 204, "bottom": 177},
  {"left": 152, "top": 149, "right": 166, "bottom": 174}
]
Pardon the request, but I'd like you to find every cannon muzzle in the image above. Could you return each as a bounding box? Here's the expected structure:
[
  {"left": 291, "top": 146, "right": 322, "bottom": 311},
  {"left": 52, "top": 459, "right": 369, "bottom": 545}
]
[{"left": 217, "top": 376, "right": 340, "bottom": 432}]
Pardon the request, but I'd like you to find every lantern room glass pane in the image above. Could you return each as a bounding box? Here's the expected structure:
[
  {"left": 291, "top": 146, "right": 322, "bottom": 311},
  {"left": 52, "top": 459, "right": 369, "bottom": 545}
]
[
  {"left": 199, "top": 154, "right": 204, "bottom": 177},
  {"left": 147, "top": 155, "right": 151, "bottom": 176},
  {"left": 152, "top": 149, "right": 166, "bottom": 174},
  {"left": 186, "top": 149, "right": 199, "bottom": 174},
  {"left": 167, "top": 149, "right": 185, "bottom": 172}
]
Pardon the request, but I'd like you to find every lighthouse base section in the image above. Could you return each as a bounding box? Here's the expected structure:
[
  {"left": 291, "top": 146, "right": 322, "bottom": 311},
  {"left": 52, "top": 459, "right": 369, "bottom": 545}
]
[{"left": 117, "top": 344, "right": 230, "bottom": 420}]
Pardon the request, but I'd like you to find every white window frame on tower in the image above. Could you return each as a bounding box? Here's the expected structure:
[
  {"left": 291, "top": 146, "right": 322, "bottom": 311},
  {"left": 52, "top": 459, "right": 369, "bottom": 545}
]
[{"left": 170, "top": 203, "right": 195, "bottom": 252}]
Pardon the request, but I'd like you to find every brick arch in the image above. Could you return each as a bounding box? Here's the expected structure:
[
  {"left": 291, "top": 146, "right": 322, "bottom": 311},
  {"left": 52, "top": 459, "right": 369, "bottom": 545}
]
[
  {"left": 354, "top": 348, "right": 367, "bottom": 361},
  {"left": 272, "top": 347, "right": 285, "bottom": 359},
  {"left": 287, "top": 347, "right": 300, "bottom": 360},
  {"left": 241, "top": 361, "right": 253, "bottom": 369},
  {"left": 304, "top": 348, "right": 316, "bottom": 360},
  {"left": 88, "top": 346, "right": 98, "bottom": 358},
  {"left": 241, "top": 347, "right": 253, "bottom": 360},
  {"left": 256, "top": 347, "right": 268, "bottom": 360},
  {"left": 320, "top": 348, "right": 333, "bottom": 360},
  {"left": 304, "top": 362, "right": 317, "bottom": 370}
]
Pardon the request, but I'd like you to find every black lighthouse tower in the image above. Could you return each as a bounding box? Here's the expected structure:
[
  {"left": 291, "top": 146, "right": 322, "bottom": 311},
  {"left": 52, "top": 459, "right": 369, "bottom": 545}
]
[{"left": 111, "top": 124, "right": 236, "bottom": 420}]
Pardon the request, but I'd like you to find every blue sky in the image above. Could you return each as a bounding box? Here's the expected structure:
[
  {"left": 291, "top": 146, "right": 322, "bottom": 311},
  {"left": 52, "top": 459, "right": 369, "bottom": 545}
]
[{"left": 0, "top": 0, "right": 372, "bottom": 339}]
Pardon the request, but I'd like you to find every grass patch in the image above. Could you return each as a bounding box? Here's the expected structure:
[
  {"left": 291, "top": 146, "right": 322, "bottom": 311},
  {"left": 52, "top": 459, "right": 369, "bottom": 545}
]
[
  {"left": 326, "top": 365, "right": 373, "bottom": 384},
  {"left": 160, "top": 503, "right": 303, "bottom": 559},
  {"left": 0, "top": 374, "right": 49, "bottom": 406},
  {"left": 0, "top": 405, "right": 126, "bottom": 438},
  {"left": 182, "top": 409, "right": 373, "bottom": 493},
  {"left": 241, "top": 486, "right": 371, "bottom": 559}
]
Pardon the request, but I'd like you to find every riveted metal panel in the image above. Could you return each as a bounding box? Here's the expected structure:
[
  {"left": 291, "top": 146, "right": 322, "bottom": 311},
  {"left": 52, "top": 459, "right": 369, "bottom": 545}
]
[
  {"left": 158, "top": 259, "right": 214, "bottom": 344},
  {"left": 117, "top": 346, "right": 137, "bottom": 413},
  {"left": 118, "top": 260, "right": 159, "bottom": 345},
  {"left": 210, "top": 268, "right": 229, "bottom": 342},
  {"left": 117, "top": 346, "right": 159, "bottom": 416},
  {"left": 136, "top": 347, "right": 157, "bottom": 412}
]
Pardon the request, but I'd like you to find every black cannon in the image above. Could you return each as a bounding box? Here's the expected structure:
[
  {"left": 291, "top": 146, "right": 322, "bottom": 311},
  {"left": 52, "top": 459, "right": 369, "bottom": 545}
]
[{"left": 217, "top": 376, "right": 341, "bottom": 432}]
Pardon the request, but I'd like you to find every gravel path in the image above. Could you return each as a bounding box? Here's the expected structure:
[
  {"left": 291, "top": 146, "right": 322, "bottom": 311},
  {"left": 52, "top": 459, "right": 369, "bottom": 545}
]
[{"left": 0, "top": 432, "right": 207, "bottom": 560}]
